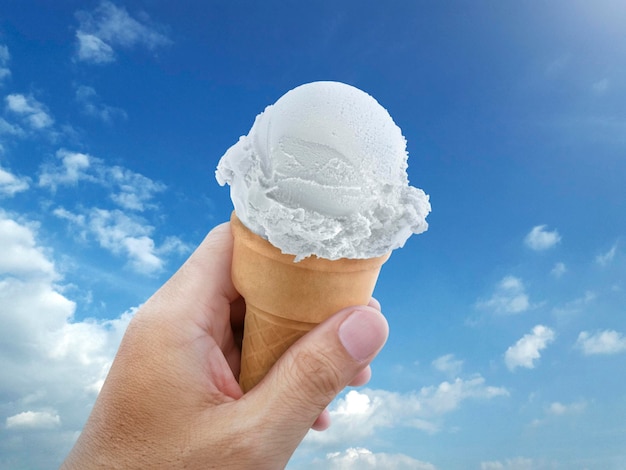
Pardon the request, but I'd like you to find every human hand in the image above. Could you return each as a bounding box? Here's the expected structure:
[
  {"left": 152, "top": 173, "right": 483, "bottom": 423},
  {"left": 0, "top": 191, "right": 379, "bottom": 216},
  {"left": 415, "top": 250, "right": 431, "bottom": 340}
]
[{"left": 61, "top": 222, "right": 388, "bottom": 469}]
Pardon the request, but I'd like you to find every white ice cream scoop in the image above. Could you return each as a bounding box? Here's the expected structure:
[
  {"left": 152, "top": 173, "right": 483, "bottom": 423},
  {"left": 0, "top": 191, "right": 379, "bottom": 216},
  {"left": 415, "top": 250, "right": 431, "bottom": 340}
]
[{"left": 216, "top": 81, "right": 430, "bottom": 261}]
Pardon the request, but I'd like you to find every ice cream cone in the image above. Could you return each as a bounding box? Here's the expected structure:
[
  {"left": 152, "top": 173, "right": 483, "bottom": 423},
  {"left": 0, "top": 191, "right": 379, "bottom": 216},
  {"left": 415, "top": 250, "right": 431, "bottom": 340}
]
[{"left": 230, "top": 212, "right": 390, "bottom": 392}]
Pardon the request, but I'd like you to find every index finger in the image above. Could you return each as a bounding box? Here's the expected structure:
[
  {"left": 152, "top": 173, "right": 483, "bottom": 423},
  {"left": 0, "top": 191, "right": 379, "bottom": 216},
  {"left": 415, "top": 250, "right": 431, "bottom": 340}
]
[{"left": 151, "top": 222, "right": 240, "bottom": 326}]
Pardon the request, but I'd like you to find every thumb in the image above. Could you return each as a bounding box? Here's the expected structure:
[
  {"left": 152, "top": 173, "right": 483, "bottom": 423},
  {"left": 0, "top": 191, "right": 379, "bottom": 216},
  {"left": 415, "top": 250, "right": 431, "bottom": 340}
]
[{"left": 247, "top": 305, "right": 388, "bottom": 448}]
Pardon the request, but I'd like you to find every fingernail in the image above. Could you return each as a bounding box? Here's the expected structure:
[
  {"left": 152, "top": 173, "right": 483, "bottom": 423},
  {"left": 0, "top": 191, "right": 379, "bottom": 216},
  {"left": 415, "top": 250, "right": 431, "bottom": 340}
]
[{"left": 338, "top": 308, "right": 389, "bottom": 362}]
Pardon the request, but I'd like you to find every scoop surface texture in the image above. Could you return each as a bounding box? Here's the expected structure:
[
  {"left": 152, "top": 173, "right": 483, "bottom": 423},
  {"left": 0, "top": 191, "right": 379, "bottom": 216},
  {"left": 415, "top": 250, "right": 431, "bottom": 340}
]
[{"left": 216, "top": 81, "right": 430, "bottom": 261}]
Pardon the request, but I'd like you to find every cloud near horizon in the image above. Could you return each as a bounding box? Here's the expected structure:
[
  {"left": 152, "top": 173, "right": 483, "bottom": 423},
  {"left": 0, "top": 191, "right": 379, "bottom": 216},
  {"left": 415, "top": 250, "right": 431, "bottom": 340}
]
[
  {"left": 304, "top": 377, "right": 508, "bottom": 449},
  {"left": 481, "top": 457, "right": 543, "bottom": 470},
  {"left": 0, "top": 210, "right": 134, "bottom": 467},
  {"left": 304, "top": 447, "right": 437, "bottom": 470}
]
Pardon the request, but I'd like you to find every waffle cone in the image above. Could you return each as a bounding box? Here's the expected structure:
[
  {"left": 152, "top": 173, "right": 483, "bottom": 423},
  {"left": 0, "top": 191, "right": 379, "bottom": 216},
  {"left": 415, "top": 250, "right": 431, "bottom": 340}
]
[{"left": 230, "top": 212, "right": 390, "bottom": 392}]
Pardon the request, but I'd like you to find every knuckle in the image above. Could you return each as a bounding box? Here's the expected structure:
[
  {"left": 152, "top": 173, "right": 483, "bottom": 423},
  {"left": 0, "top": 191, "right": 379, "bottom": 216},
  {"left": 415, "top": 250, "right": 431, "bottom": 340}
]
[{"left": 288, "top": 346, "right": 343, "bottom": 405}]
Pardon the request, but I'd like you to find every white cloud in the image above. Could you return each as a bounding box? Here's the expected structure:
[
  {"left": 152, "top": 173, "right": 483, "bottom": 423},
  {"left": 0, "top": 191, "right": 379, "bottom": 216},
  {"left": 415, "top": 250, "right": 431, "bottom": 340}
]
[
  {"left": 75, "top": 32, "right": 115, "bottom": 64},
  {"left": 0, "top": 116, "right": 24, "bottom": 136},
  {"left": 158, "top": 235, "right": 193, "bottom": 257},
  {"left": 0, "top": 44, "right": 10, "bottom": 83},
  {"left": 576, "top": 330, "right": 626, "bottom": 355},
  {"left": 5, "top": 411, "right": 61, "bottom": 430},
  {"left": 90, "top": 209, "right": 160, "bottom": 273},
  {"left": 307, "top": 447, "right": 436, "bottom": 470},
  {"left": 75, "top": 85, "right": 127, "bottom": 122},
  {"left": 531, "top": 399, "right": 588, "bottom": 427},
  {"left": 54, "top": 206, "right": 189, "bottom": 275},
  {"left": 74, "top": 1, "right": 171, "bottom": 64},
  {"left": 505, "top": 325, "right": 555, "bottom": 371},
  {"left": 5, "top": 94, "right": 54, "bottom": 130},
  {"left": 52, "top": 207, "right": 86, "bottom": 227},
  {"left": 38, "top": 149, "right": 94, "bottom": 190},
  {"left": 57, "top": 207, "right": 164, "bottom": 274},
  {"left": 0, "top": 212, "right": 55, "bottom": 278},
  {"left": 477, "top": 276, "right": 532, "bottom": 315},
  {"left": 524, "top": 225, "right": 561, "bottom": 251},
  {"left": 105, "top": 164, "right": 166, "bottom": 211},
  {"left": 0, "top": 165, "right": 29, "bottom": 196},
  {"left": 305, "top": 377, "right": 508, "bottom": 447},
  {"left": 0, "top": 212, "right": 132, "bottom": 467},
  {"left": 596, "top": 243, "right": 618, "bottom": 266},
  {"left": 39, "top": 149, "right": 165, "bottom": 211},
  {"left": 419, "top": 376, "right": 509, "bottom": 416},
  {"left": 39, "top": 149, "right": 184, "bottom": 275},
  {"left": 120, "top": 234, "right": 161, "bottom": 272},
  {"left": 547, "top": 400, "right": 586, "bottom": 416},
  {"left": 550, "top": 262, "right": 566, "bottom": 278},
  {"left": 481, "top": 457, "right": 536, "bottom": 470},
  {"left": 432, "top": 353, "right": 463, "bottom": 377}
]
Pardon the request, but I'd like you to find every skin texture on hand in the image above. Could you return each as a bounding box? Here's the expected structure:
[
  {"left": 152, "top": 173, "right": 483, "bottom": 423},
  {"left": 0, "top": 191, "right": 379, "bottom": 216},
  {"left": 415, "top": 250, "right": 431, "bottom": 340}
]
[{"left": 61, "top": 222, "right": 388, "bottom": 469}]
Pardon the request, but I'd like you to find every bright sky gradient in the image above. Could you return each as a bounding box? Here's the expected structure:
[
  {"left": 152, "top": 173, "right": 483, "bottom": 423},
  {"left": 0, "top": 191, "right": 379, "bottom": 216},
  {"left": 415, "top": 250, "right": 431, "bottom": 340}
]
[{"left": 1, "top": 1, "right": 626, "bottom": 469}]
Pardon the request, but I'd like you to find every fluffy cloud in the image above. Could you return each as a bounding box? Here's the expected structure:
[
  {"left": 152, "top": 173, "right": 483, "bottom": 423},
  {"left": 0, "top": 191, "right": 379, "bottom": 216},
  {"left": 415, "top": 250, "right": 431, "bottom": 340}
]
[
  {"left": 39, "top": 149, "right": 166, "bottom": 210},
  {"left": 0, "top": 214, "right": 55, "bottom": 278},
  {"left": 576, "top": 330, "right": 626, "bottom": 355},
  {"left": 305, "top": 377, "right": 508, "bottom": 448},
  {"left": 5, "top": 410, "right": 61, "bottom": 430},
  {"left": 0, "top": 212, "right": 133, "bottom": 468},
  {"left": 546, "top": 400, "right": 586, "bottom": 416},
  {"left": 5, "top": 94, "right": 54, "bottom": 130},
  {"left": 106, "top": 164, "right": 166, "bottom": 211},
  {"left": 90, "top": 208, "right": 162, "bottom": 273},
  {"left": 477, "top": 276, "right": 532, "bottom": 315},
  {"left": 432, "top": 353, "right": 463, "bottom": 377},
  {"left": 524, "top": 225, "right": 561, "bottom": 251},
  {"left": 481, "top": 457, "right": 537, "bottom": 470},
  {"left": 75, "top": 31, "right": 115, "bottom": 64},
  {"left": 505, "top": 325, "right": 555, "bottom": 371},
  {"left": 306, "top": 447, "right": 436, "bottom": 470},
  {"left": 0, "top": 44, "right": 10, "bottom": 83},
  {"left": 530, "top": 399, "right": 588, "bottom": 428},
  {"left": 0, "top": 165, "right": 29, "bottom": 196},
  {"left": 75, "top": 85, "right": 127, "bottom": 122},
  {"left": 0, "top": 116, "right": 24, "bottom": 137},
  {"left": 55, "top": 207, "right": 165, "bottom": 274},
  {"left": 38, "top": 149, "right": 94, "bottom": 190},
  {"left": 74, "top": 1, "right": 171, "bottom": 64},
  {"left": 38, "top": 149, "right": 187, "bottom": 275}
]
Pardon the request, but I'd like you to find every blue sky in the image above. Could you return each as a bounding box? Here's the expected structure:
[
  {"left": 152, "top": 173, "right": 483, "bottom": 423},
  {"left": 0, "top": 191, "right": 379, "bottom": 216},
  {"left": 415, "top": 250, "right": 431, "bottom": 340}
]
[{"left": 1, "top": 1, "right": 625, "bottom": 468}]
